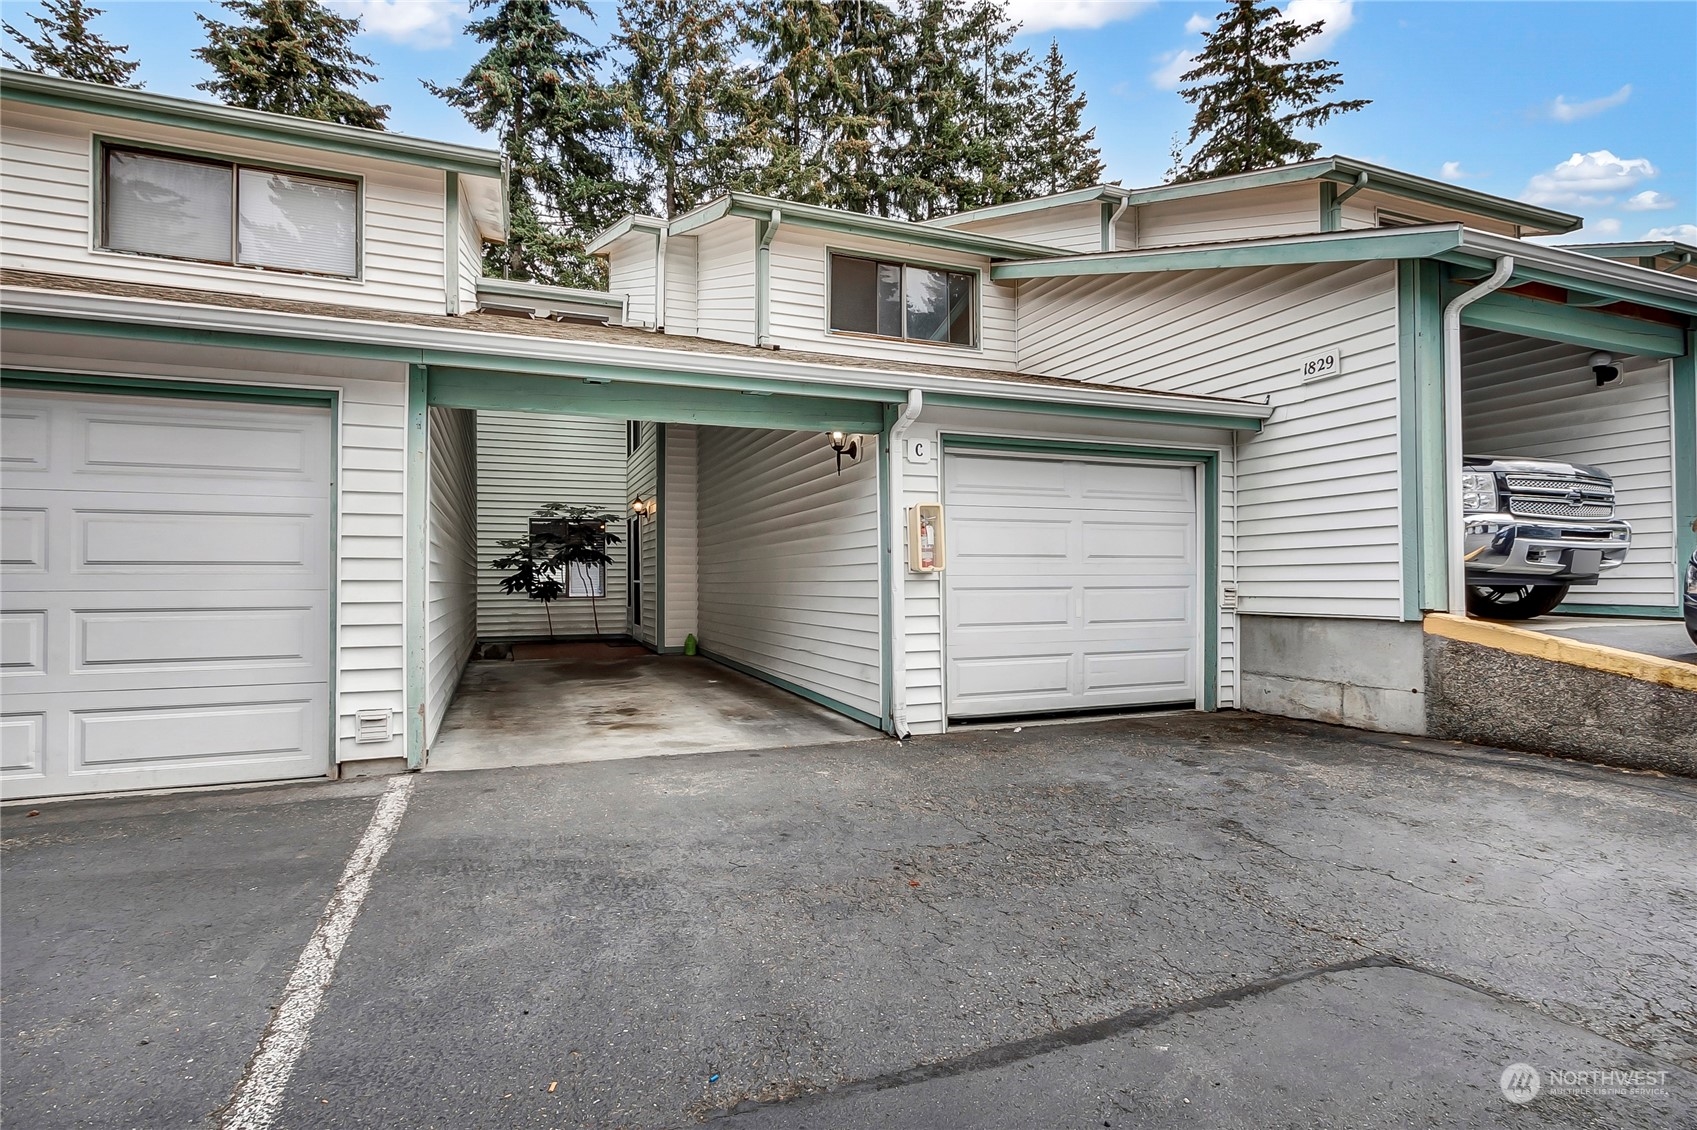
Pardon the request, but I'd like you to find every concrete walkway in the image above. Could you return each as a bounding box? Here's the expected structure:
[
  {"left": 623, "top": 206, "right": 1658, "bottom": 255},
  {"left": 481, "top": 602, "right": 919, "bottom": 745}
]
[
  {"left": 4, "top": 715, "right": 1692, "bottom": 1129},
  {"left": 426, "top": 649, "right": 877, "bottom": 772}
]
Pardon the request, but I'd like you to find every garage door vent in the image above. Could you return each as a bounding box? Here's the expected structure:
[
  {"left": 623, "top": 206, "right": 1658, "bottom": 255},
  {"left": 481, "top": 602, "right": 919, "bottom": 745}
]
[{"left": 355, "top": 709, "right": 392, "bottom": 744}]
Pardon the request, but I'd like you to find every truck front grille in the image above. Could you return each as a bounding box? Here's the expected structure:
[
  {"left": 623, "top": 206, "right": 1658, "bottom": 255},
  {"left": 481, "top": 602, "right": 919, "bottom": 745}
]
[{"left": 1504, "top": 473, "right": 1615, "bottom": 520}]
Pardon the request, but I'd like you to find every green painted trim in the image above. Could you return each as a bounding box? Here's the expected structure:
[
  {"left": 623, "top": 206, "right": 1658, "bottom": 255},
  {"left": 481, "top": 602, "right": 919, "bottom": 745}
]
[
  {"left": 923, "top": 185, "right": 1124, "bottom": 230},
  {"left": 939, "top": 433, "right": 1221, "bottom": 711},
  {"left": 1550, "top": 603, "right": 1682, "bottom": 620},
  {"left": 1435, "top": 250, "right": 1697, "bottom": 318},
  {"left": 584, "top": 213, "right": 665, "bottom": 254},
  {"left": 878, "top": 404, "right": 897, "bottom": 735},
  {"left": 0, "top": 366, "right": 343, "bottom": 773},
  {"left": 427, "top": 368, "right": 885, "bottom": 431},
  {"left": 1396, "top": 261, "right": 1419, "bottom": 621},
  {"left": 655, "top": 423, "right": 667, "bottom": 650},
  {"left": 1, "top": 310, "right": 415, "bottom": 361},
  {"left": 1319, "top": 181, "right": 1340, "bottom": 233},
  {"left": 991, "top": 227, "right": 1465, "bottom": 280},
  {"left": 1099, "top": 201, "right": 1114, "bottom": 251},
  {"left": 0, "top": 366, "right": 333, "bottom": 406},
  {"left": 1451, "top": 285, "right": 1687, "bottom": 359},
  {"left": 921, "top": 391, "right": 1262, "bottom": 433},
  {"left": 444, "top": 172, "right": 459, "bottom": 315},
  {"left": 474, "top": 276, "right": 625, "bottom": 311},
  {"left": 723, "top": 195, "right": 1062, "bottom": 260},
  {"left": 696, "top": 647, "right": 883, "bottom": 730},
  {"left": 1673, "top": 332, "right": 1697, "bottom": 594},
  {"left": 2, "top": 67, "right": 504, "bottom": 179},
  {"left": 405, "top": 363, "right": 429, "bottom": 769},
  {"left": 1567, "top": 241, "right": 1694, "bottom": 261},
  {"left": 661, "top": 196, "right": 733, "bottom": 237},
  {"left": 1404, "top": 260, "right": 1448, "bottom": 616}
]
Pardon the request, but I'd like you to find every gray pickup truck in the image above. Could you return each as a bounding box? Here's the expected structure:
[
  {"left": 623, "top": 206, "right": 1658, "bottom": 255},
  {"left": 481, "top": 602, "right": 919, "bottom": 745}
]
[{"left": 1462, "top": 456, "right": 1632, "bottom": 619}]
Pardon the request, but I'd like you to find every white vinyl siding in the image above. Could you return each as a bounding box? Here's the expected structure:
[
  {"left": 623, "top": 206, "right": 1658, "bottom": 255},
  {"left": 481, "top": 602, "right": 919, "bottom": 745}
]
[
  {"left": 1016, "top": 260, "right": 1401, "bottom": 619},
  {"left": 0, "top": 328, "right": 411, "bottom": 764},
  {"left": 1462, "top": 330, "right": 1679, "bottom": 609},
  {"left": 767, "top": 225, "right": 1016, "bottom": 369},
  {"left": 662, "top": 424, "right": 699, "bottom": 649},
  {"left": 454, "top": 181, "right": 482, "bottom": 314},
  {"left": 940, "top": 201, "right": 1106, "bottom": 253},
  {"left": 607, "top": 230, "right": 657, "bottom": 327},
  {"left": 1133, "top": 182, "right": 1320, "bottom": 248},
  {"left": 475, "top": 412, "right": 628, "bottom": 639},
  {"left": 0, "top": 101, "right": 448, "bottom": 313},
  {"left": 896, "top": 408, "right": 1238, "bottom": 734},
  {"left": 627, "top": 421, "right": 661, "bottom": 646},
  {"left": 695, "top": 427, "right": 882, "bottom": 721},
  {"left": 664, "top": 234, "right": 698, "bottom": 335},
  {"left": 694, "top": 217, "right": 758, "bottom": 345},
  {"left": 426, "top": 406, "right": 477, "bottom": 746}
]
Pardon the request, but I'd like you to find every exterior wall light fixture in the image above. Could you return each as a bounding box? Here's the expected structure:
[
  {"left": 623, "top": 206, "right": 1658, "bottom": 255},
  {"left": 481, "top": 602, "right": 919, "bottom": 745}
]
[{"left": 828, "top": 431, "right": 863, "bottom": 475}]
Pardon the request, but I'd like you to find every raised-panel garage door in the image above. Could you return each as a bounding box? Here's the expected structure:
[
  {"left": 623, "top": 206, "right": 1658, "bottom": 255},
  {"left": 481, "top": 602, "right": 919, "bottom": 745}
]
[
  {"left": 1, "top": 388, "right": 333, "bottom": 799},
  {"left": 944, "top": 454, "right": 1199, "bottom": 719}
]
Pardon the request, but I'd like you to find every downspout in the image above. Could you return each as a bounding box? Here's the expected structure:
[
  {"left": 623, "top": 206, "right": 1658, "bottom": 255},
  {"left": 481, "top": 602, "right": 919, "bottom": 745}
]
[
  {"left": 654, "top": 222, "right": 668, "bottom": 333},
  {"left": 886, "top": 389, "right": 923, "bottom": 739},
  {"left": 1441, "top": 254, "right": 1515, "bottom": 614},
  {"left": 1106, "top": 191, "right": 1131, "bottom": 252},
  {"left": 756, "top": 208, "right": 782, "bottom": 348}
]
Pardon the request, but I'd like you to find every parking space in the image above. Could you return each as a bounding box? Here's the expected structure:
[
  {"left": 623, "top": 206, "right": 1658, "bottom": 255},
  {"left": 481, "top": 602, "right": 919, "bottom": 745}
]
[
  {"left": 3, "top": 716, "right": 1692, "bottom": 1129},
  {"left": 1530, "top": 616, "right": 1697, "bottom": 665}
]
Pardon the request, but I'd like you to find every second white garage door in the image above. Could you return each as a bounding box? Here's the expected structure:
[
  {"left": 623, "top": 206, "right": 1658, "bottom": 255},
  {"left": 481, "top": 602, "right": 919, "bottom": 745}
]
[
  {"left": 944, "top": 453, "right": 1200, "bottom": 719},
  {"left": 1, "top": 387, "right": 334, "bottom": 800}
]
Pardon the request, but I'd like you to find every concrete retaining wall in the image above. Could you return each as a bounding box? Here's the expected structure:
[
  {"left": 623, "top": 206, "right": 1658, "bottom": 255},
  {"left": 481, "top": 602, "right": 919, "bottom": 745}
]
[
  {"left": 1239, "top": 615, "right": 1427, "bottom": 735},
  {"left": 1424, "top": 634, "right": 1697, "bottom": 777}
]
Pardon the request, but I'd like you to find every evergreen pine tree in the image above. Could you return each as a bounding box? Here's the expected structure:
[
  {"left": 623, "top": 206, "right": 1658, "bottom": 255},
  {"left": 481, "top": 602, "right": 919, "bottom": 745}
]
[
  {"left": 955, "top": 0, "right": 1033, "bottom": 209},
  {"left": 613, "top": 0, "right": 746, "bottom": 219},
  {"left": 820, "top": 0, "right": 900, "bottom": 215},
  {"left": 193, "top": 0, "right": 388, "bottom": 128},
  {"left": 426, "top": 0, "right": 631, "bottom": 286},
  {"left": 739, "top": 0, "right": 843, "bottom": 203},
  {"left": 886, "top": 0, "right": 975, "bottom": 220},
  {"left": 1171, "top": 0, "right": 1368, "bottom": 182},
  {"left": 2, "top": 0, "right": 141, "bottom": 87},
  {"left": 1023, "top": 39, "right": 1105, "bottom": 196}
]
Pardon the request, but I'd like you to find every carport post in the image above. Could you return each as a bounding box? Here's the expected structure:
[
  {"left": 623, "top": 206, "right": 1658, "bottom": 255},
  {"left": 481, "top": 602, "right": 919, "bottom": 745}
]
[{"left": 1441, "top": 255, "right": 1515, "bottom": 614}]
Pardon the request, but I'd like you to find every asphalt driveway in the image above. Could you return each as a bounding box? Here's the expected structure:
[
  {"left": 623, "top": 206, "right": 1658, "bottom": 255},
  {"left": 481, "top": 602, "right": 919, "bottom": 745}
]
[{"left": 4, "top": 714, "right": 1693, "bottom": 1129}]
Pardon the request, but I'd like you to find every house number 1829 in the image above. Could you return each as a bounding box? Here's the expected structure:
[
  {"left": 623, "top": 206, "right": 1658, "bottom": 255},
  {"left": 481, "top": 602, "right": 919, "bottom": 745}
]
[{"left": 1299, "top": 348, "right": 1341, "bottom": 382}]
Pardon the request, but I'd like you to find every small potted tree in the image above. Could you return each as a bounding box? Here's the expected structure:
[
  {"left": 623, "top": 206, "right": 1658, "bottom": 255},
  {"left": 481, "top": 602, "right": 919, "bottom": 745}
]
[{"left": 491, "top": 503, "right": 622, "bottom": 641}]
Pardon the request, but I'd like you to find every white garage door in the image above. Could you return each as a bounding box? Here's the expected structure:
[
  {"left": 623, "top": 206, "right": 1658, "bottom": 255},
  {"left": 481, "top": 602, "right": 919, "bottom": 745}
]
[
  {"left": 944, "top": 453, "right": 1200, "bottom": 719},
  {"left": 1, "top": 388, "right": 333, "bottom": 799}
]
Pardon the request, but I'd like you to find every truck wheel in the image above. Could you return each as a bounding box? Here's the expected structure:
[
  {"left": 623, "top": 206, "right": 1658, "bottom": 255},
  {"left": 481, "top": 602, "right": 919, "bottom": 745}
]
[{"left": 1466, "top": 584, "right": 1570, "bottom": 620}]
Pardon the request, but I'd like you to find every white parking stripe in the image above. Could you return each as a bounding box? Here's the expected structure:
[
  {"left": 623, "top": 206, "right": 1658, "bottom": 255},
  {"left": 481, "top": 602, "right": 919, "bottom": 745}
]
[{"left": 219, "top": 775, "right": 415, "bottom": 1130}]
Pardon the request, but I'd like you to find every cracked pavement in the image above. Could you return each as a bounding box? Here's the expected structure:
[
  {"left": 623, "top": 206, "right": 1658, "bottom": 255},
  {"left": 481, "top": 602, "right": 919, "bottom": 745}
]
[{"left": 3, "top": 713, "right": 1693, "bottom": 1128}]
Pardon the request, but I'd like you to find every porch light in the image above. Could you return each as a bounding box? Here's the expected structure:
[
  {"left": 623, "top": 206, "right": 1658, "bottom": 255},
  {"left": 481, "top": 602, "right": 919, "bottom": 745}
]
[
  {"left": 630, "top": 498, "right": 649, "bottom": 516},
  {"left": 828, "top": 431, "right": 861, "bottom": 475}
]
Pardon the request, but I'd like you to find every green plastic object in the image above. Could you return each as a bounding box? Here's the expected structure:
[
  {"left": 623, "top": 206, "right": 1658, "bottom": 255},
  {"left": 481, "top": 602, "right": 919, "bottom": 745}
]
[{"left": 684, "top": 633, "right": 698, "bottom": 656}]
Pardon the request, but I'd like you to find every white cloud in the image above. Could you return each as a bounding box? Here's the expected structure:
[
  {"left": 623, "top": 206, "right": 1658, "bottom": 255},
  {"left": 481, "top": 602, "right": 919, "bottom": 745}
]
[
  {"left": 1151, "top": 48, "right": 1197, "bottom": 91},
  {"left": 1521, "top": 150, "right": 1657, "bottom": 208},
  {"left": 1282, "top": 0, "right": 1355, "bottom": 59},
  {"left": 1622, "top": 189, "right": 1676, "bottom": 212},
  {"left": 1439, "top": 161, "right": 1473, "bottom": 182},
  {"left": 1184, "top": 12, "right": 1211, "bottom": 34},
  {"left": 1644, "top": 223, "right": 1697, "bottom": 242},
  {"left": 1548, "top": 84, "right": 1632, "bottom": 123},
  {"left": 1006, "top": 0, "right": 1152, "bottom": 33},
  {"left": 1589, "top": 218, "right": 1622, "bottom": 237},
  {"left": 330, "top": 0, "right": 466, "bottom": 48}
]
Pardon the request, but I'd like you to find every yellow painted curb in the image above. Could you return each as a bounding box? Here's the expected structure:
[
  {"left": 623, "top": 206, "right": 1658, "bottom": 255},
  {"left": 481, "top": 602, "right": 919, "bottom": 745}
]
[{"left": 1424, "top": 613, "right": 1697, "bottom": 693}]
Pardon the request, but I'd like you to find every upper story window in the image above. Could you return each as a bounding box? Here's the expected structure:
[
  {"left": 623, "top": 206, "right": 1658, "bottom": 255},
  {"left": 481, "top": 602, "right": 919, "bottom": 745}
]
[
  {"left": 102, "top": 145, "right": 358, "bottom": 278},
  {"left": 627, "top": 420, "right": 643, "bottom": 455},
  {"left": 828, "top": 253, "right": 975, "bottom": 347}
]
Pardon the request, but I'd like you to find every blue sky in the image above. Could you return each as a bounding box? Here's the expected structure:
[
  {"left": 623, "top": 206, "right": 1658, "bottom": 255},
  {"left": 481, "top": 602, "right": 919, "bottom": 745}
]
[{"left": 4, "top": 0, "right": 1692, "bottom": 243}]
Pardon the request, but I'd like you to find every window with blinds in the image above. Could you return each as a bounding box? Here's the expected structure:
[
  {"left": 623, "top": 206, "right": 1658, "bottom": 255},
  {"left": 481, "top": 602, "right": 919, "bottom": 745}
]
[
  {"left": 828, "top": 253, "right": 975, "bottom": 347},
  {"left": 102, "top": 145, "right": 358, "bottom": 278}
]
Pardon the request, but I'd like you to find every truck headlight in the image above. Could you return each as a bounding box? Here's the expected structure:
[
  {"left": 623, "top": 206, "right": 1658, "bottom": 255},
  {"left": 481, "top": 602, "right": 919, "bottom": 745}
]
[
  {"left": 1461, "top": 471, "right": 1497, "bottom": 513},
  {"left": 1686, "top": 556, "right": 1697, "bottom": 596}
]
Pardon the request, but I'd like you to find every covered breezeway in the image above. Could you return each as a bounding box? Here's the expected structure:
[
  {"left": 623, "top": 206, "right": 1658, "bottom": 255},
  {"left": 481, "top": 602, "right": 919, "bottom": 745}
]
[
  {"left": 418, "top": 362, "right": 897, "bottom": 770},
  {"left": 1450, "top": 276, "right": 1694, "bottom": 622}
]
